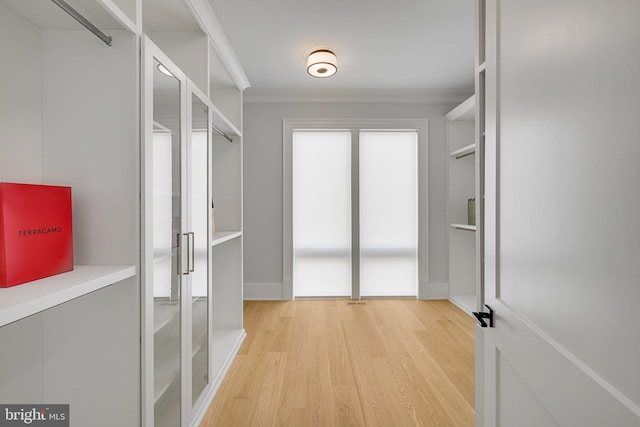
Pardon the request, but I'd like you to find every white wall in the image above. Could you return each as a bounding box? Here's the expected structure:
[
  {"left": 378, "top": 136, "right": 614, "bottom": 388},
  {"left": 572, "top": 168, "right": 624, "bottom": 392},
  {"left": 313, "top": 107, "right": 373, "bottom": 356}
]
[
  {"left": 0, "top": 3, "right": 42, "bottom": 183},
  {"left": 243, "top": 101, "right": 457, "bottom": 299},
  {"left": 42, "top": 30, "right": 139, "bottom": 265}
]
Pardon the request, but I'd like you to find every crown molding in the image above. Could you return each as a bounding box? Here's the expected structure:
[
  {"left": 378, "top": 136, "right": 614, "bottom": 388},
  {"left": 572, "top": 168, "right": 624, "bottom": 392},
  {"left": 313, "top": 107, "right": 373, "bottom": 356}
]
[
  {"left": 186, "top": 0, "right": 251, "bottom": 91},
  {"left": 244, "top": 88, "right": 473, "bottom": 104}
]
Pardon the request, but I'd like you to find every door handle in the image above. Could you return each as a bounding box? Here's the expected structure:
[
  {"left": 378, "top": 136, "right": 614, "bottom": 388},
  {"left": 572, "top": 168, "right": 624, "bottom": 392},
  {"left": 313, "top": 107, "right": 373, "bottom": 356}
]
[
  {"left": 189, "top": 232, "right": 195, "bottom": 272},
  {"left": 183, "top": 232, "right": 191, "bottom": 275},
  {"left": 473, "top": 305, "right": 494, "bottom": 328}
]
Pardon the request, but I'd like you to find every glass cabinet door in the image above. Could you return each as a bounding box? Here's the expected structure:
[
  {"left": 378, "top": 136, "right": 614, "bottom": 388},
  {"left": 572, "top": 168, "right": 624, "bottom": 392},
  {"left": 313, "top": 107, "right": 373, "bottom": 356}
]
[
  {"left": 152, "top": 57, "right": 183, "bottom": 427},
  {"left": 188, "top": 91, "right": 210, "bottom": 407},
  {"left": 145, "top": 37, "right": 215, "bottom": 427}
]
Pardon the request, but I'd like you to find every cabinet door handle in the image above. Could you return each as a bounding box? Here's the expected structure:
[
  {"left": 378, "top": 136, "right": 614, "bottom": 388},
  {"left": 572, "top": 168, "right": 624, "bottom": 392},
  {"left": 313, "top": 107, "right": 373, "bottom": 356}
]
[
  {"left": 183, "top": 232, "right": 191, "bottom": 275},
  {"left": 189, "top": 232, "right": 195, "bottom": 272}
]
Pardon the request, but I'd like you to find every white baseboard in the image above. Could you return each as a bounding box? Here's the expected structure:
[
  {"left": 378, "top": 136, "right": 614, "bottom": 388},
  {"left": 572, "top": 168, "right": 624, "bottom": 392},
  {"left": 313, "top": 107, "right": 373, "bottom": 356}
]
[
  {"left": 189, "top": 330, "right": 246, "bottom": 427},
  {"left": 244, "top": 282, "right": 284, "bottom": 300},
  {"left": 245, "top": 282, "right": 448, "bottom": 300}
]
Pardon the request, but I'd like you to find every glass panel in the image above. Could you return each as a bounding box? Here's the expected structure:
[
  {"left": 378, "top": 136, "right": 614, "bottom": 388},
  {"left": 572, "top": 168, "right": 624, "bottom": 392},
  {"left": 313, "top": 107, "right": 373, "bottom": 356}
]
[
  {"left": 190, "top": 93, "right": 209, "bottom": 405},
  {"left": 152, "top": 58, "right": 182, "bottom": 427},
  {"left": 293, "top": 131, "right": 351, "bottom": 297},
  {"left": 359, "top": 131, "right": 418, "bottom": 296}
]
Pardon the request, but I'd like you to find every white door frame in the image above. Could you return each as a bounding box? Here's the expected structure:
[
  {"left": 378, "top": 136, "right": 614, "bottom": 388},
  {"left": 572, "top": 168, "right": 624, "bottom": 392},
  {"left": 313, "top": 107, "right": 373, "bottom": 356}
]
[{"left": 282, "top": 118, "right": 429, "bottom": 300}]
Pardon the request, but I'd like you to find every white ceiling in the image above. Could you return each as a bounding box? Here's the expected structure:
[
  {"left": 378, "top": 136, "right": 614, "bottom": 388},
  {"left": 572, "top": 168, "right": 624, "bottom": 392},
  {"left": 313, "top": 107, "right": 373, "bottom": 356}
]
[{"left": 208, "top": 0, "right": 476, "bottom": 99}]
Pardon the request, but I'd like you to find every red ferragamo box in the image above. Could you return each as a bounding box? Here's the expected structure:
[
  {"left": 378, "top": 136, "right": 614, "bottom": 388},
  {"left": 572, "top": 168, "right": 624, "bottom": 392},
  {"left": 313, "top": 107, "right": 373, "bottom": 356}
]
[{"left": 0, "top": 183, "right": 74, "bottom": 288}]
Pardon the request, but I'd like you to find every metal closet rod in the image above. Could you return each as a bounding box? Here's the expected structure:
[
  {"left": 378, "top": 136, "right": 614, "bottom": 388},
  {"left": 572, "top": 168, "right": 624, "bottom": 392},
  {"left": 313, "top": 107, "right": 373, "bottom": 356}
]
[
  {"left": 51, "top": 0, "right": 112, "bottom": 47},
  {"left": 212, "top": 125, "right": 233, "bottom": 143}
]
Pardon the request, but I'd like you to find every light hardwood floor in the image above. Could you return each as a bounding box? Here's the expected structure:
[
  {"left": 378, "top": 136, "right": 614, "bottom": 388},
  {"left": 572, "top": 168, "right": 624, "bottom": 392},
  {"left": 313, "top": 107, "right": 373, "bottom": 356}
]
[{"left": 201, "top": 299, "right": 475, "bottom": 426}]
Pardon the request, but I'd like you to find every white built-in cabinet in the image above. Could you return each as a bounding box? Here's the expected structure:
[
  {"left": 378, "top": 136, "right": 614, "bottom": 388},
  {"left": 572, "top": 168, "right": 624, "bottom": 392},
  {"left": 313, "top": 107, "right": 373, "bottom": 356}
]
[
  {"left": 0, "top": 0, "right": 246, "bottom": 425},
  {"left": 0, "top": 0, "right": 141, "bottom": 426},
  {"left": 446, "top": 0, "right": 486, "bottom": 317},
  {"left": 446, "top": 95, "right": 479, "bottom": 314},
  {"left": 142, "top": 31, "right": 245, "bottom": 425},
  {"left": 141, "top": 0, "right": 246, "bottom": 425}
]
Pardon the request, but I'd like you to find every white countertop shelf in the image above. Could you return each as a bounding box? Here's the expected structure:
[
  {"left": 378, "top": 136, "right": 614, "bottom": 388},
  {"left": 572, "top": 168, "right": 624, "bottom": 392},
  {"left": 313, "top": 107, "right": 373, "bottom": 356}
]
[
  {"left": 450, "top": 223, "right": 477, "bottom": 232},
  {"left": 211, "top": 230, "right": 242, "bottom": 247},
  {"left": 0, "top": 265, "right": 136, "bottom": 327},
  {"left": 449, "top": 143, "right": 476, "bottom": 159}
]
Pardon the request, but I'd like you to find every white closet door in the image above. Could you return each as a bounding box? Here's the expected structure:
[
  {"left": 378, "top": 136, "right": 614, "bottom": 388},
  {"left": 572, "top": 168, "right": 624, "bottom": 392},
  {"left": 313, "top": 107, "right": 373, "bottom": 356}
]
[{"left": 479, "top": 1, "right": 640, "bottom": 425}]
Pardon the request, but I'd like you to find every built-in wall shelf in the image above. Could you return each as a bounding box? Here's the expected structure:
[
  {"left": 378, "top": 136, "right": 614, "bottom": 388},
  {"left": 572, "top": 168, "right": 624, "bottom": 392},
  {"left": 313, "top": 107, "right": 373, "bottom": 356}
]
[
  {"left": 212, "top": 102, "right": 242, "bottom": 139},
  {"left": 212, "top": 230, "right": 242, "bottom": 246},
  {"left": 0, "top": 265, "right": 136, "bottom": 327},
  {"left": 447, "top": 93, "right": 477, "bottom": 316},
  {"left": 445, "top": 94, "right": 475, "bottom": 121},
  {"left": 450, "top": 223, "right": 477, "bottom": 232},
  {"left": 153, "top": 298, "right": 178, "bottom": 334},
  {"left": 450, "top": 143, "right": 476, "bottom": 159}
]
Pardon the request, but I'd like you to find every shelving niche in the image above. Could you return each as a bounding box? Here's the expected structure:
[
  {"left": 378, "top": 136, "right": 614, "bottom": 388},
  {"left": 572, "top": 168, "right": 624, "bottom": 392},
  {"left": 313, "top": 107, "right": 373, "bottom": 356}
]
[
  {"left": 208, "top": 43, "right": 245, "bottom": 419},
  {"left": 446, "top": 94, "right": 478, "bottom": 314},
  {"left": 0, "top": 0, "right": 140, "bottom": 426}
]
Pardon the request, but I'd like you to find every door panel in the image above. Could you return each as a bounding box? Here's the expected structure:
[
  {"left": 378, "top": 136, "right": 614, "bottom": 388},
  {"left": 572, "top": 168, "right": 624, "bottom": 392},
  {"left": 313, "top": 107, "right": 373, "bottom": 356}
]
[
  {"left": 151, "top": 57, "right": 183, "bottom": 427},
  {"left": 359, "top": 131, "right": 418, "bottom": 297},
  {"left": 189, "top": 92, "right": 210, "bottom": 408},
  {"left": 481, "top": 0, "right": 640, "bottom": 425},
  {"left": 291, "top": 130, "right": 419, "bottom": 298},
  {"left": 488, "top": 309, "right": 640, "bottom": 426},
  {"left": 145, "top": 38, "right": 215, "bottom": 427},
  {"left": 497, "top": 351, "right": 559, "bottom": 427},
  {"left": 292, "top": 131, "right": 352, "bottom": 297}
]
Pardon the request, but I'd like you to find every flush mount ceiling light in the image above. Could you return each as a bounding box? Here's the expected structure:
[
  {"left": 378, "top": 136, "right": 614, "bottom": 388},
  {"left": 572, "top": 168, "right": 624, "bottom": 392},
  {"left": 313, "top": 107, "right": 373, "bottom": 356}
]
[{"left": 307, "top": 49, "right": 337, "bottom": 78}]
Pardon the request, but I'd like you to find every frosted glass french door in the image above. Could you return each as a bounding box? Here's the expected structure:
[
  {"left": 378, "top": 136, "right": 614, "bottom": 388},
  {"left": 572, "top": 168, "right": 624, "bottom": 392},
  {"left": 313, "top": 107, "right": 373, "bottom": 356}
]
[
  {"left": 359, "top": 131, "right": 418, "bottom": 297},
  {"left": 293, "top": 131, "right": 352, "bottom": 297},
  {"left": 292, "top": 130, "right": 418, "bottom": 298}
]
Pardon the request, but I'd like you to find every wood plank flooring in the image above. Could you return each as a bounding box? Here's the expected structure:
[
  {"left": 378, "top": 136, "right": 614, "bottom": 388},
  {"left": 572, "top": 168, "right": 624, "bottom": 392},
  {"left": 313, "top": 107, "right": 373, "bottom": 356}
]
[{"left": 201, "top": 299, "right": 475, "bottom": 427}]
